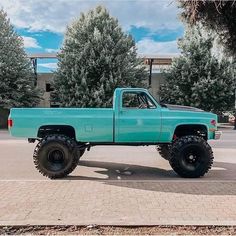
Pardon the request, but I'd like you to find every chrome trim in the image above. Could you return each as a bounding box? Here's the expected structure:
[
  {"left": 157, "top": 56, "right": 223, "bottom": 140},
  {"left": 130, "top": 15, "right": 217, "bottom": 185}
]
[{"left": 214, "top": 131, "right": 222, "bottom": 140}]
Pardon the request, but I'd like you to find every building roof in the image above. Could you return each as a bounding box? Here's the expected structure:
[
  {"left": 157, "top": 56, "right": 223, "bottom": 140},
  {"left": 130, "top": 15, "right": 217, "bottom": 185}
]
[
  {"left": 27, "top": 53, "right": 179, "bottom": 66},
  {"left": 138, "top": 53, "right": 179, "bottom": 59},
  {"left": 28, "top": 53, "right": 58, "bottom": 59},
  {"left": 27, "top": 53, "right": 179, "bottom": 59}
]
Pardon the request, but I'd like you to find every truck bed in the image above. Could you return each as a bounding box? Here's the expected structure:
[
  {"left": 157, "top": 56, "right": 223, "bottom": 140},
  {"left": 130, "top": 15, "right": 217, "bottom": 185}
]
[{"left": 9, "top": 108, "right": 114, "bottom": 142}]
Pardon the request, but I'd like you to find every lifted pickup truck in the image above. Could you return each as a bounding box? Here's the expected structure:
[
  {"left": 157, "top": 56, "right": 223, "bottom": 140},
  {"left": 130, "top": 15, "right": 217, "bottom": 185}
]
[{"left": 8, "top": 88, "right": 221, "bottom": 179}]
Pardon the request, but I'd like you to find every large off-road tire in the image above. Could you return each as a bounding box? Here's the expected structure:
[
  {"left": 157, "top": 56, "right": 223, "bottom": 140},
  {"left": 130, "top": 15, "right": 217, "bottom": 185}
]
[
  {"left": 156, "top": 144, "right": 172, "bottom": 160},
  {"left": 169, "top": 135, "right": 214, "bottom": 178},
  {"left": 33, "top": 135, "right": 80, "bottom": 179}
]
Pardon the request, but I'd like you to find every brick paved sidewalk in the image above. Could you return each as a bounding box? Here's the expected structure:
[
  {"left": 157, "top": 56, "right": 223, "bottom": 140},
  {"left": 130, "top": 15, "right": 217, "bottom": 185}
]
[{"left": 0, "top": 180, "right": 236, "bottom": 226}]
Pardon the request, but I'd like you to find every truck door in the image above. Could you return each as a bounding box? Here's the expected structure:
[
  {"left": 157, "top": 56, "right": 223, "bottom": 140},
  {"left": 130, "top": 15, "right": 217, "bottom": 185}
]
[{"left": 115, "top": 90, "right": 161, "bottom": 143}]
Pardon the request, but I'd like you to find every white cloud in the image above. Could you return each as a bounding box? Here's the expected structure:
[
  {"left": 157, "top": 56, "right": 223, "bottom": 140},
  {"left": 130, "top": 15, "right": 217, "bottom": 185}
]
[
  {"left": 137, "top": 38, "right": 179, "bottom": 54},
  {"left": 38, "top": 63, "right": 57, "bottom": 69},
  {"left": 0, "top": 0, "right": 182, "bottom": 33},
  {"left": 22, "top": 36, "right": 41, "bottom": 48},
  {"left": 45, "top": 48, "right": 59, "bottom": 53}
]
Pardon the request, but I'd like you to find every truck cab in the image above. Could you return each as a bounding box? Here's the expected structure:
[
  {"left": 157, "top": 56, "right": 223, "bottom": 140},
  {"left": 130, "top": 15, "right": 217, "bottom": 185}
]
[{"left": 113, "top": 88, "right": 161, "bottom": 143}]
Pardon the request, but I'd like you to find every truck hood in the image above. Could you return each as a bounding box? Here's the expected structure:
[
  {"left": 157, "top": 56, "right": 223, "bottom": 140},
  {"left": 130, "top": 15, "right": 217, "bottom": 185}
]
[{"left": 162, "top": 104, "right": 204, "bottom": 112}]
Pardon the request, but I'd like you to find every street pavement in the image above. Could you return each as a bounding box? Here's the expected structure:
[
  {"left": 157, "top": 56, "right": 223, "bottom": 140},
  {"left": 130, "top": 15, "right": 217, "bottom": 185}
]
[{"left": 0, "top": 129, "right": 236, "bottom": 226}]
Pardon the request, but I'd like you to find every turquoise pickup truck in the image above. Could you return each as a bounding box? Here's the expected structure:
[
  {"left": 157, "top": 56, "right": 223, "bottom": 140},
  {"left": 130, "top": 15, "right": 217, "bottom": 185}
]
[{"left": 8, "top": 88, "right": 221, "bottom": 179}]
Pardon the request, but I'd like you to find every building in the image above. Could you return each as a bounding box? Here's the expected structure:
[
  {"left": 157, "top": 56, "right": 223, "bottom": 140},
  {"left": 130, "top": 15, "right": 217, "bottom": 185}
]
[{"left": 28, "top": 53, "right": 178, "bottom": 107}]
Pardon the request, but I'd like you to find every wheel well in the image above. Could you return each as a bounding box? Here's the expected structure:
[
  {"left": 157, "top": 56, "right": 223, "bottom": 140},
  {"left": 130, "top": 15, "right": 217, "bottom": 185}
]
[
  {"left": 174, "top": 125, "right": 208, "bottom": 140},
  {"left": 37, "top": 125, "right": 76, "bottom": 140}
]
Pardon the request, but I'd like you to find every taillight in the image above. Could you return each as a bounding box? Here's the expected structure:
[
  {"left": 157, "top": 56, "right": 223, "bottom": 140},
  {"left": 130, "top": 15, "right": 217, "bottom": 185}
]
[
  {"left": 211, "top": 119, "right": 216, "bottom": 126},
  {"left": 8, "top": 119, "right": 13, "bottom": 128}
]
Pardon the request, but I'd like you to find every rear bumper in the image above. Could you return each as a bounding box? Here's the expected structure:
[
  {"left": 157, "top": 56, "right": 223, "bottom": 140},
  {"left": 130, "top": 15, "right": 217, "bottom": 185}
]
[{"left": 214, "top": 130, "right": 222, "bottom": 140}]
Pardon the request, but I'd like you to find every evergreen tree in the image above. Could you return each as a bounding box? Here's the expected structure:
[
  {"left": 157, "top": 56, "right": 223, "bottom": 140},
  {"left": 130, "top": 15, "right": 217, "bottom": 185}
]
[
  {"left": 53, "top": 6, "right": 147, "bottom": 108},
  {"left": 160, "top": 26, "right": 236, "bottom": 113},
  {"left": 0, "top": 9, "right": 41, "bottom": 109},
  {"left": 180, "top": 0, "right": 236, "bottom": 57}
]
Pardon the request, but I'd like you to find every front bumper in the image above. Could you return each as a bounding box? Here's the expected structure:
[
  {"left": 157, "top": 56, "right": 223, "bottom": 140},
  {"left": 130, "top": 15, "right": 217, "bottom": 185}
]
[{"left": 214, "top": 130, "right": 222, "bottom": 140}]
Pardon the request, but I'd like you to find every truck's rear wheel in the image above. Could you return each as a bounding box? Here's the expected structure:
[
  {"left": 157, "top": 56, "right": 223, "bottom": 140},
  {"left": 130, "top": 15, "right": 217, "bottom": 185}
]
[
  {"left": 33, "top": 135, "right": 80, "bottom": 179},
  {"left": 156, "top": 144, "right": 172, "bottom": 160},
  {"left": 169, "top": 135, "right": 214, "bottom": 178}
]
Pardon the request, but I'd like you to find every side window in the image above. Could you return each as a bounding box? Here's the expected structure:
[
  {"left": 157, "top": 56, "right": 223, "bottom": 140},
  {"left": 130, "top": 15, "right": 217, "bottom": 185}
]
[
  {"left": 122, "top": 92, "right": 156, "bottom": 109},
  {"left": 122, "top": 92, "right": 139, "bottom": 108},
  {"left": 140, "top": 92, "right": 156, "bottom": 109}
]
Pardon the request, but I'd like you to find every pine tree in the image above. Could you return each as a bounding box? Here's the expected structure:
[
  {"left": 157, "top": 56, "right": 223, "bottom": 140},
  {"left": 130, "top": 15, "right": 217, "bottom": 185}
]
[
  {"left": 53, "top": 6, "right": 147, "bottom": 108},
  {"left": 0, "top": 9, "right": 41, "bottom": 109},
  {"left": 160, "top": 25, "right": 236, "bottom": 113},
  {"left": 180, "top": 0, "right": 236, "bottom": 57}
]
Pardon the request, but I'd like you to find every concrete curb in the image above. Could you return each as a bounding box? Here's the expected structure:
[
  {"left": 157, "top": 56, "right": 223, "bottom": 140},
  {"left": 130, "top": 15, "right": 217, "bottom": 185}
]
[{"left": 1, "top": 220, "right": 236, "bottom": 226}]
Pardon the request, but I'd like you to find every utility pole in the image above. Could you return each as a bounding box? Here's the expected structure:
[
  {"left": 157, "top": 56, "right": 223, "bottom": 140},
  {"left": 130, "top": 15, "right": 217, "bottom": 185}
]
[
  {"left": 148, "top": 59, "right": 153, "bottom": 86},
  {"left": 30, "top": 57, "right": 38, "bottom": 87}
]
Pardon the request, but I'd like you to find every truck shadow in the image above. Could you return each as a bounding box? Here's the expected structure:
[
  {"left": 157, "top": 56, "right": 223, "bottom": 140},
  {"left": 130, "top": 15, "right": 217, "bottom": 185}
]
[
  {"left": 69, "top": 160, "right": 175, "bottom": 180},
  {"left": 67, "top": 160, "right": 236, "bottom": 195}
]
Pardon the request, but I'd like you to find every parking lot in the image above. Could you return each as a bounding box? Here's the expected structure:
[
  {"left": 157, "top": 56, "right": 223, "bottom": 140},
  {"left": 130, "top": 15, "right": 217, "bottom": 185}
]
[{"left": 0, "top": 129, "right": 236, "bottom": 226}]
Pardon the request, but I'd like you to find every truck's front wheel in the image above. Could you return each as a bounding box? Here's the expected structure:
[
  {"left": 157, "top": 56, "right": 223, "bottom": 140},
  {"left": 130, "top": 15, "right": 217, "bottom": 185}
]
[
  {"left": 169, "top": 135, "right": 214, "bottom": 178},
  {"left": 33, "top": 135, "right": 80, "bottom": 179}
]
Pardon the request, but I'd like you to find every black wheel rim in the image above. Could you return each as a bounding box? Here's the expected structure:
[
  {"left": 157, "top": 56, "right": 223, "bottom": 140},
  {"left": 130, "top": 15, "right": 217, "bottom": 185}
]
[
  {"left": 181, "top": 145, "right": 204, "bottom": 171},
  {"left": 46, "top": 148, "right": 67, "bottom": 171}
]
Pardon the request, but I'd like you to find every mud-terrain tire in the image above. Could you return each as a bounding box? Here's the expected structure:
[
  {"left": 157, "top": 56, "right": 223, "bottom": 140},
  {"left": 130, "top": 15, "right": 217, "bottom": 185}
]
[
  {"left": 169, "top": 135, "right": 214, "bottom": 178},
  {"left": 156, "top": 144, "right": 172, "bottom": 160},
  {"left": 33, "top": 135, "right": 80, "bottom": 179}
]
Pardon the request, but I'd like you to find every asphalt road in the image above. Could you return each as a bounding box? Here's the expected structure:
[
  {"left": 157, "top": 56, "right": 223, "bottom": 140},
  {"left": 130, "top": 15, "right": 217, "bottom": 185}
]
[
  {"left": 208, "top": 128, "right": 236, "bottom": 149},
  {"left": 0, "top": 128, "right": 235, "bottom": 181}
]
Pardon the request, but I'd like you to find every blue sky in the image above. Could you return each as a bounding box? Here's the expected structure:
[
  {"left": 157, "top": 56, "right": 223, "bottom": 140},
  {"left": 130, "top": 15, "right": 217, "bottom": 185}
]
[{"left": 0, "top": 0, "right": 183, "bottom": 72}]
